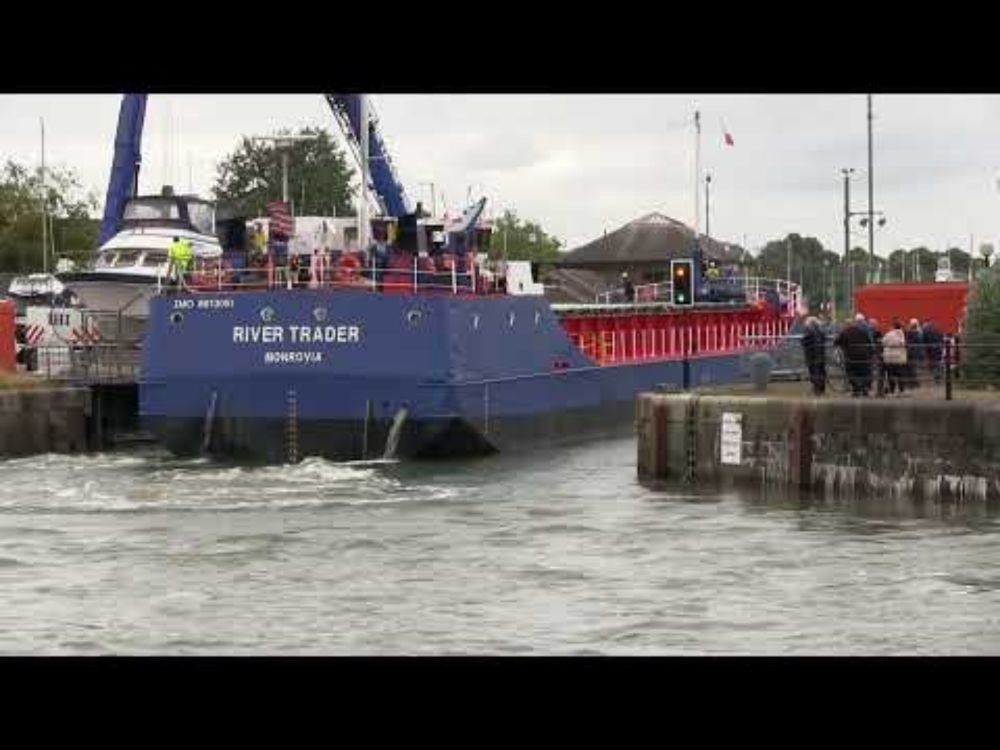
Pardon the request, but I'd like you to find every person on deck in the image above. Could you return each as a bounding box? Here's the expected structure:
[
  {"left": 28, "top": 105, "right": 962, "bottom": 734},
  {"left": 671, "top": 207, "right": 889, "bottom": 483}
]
[
  {"left": 621, "top": 272, "right": 635, "bottom": 303},
  {"left": 167, "top": 236, "right": 193, "bottom": 287}
]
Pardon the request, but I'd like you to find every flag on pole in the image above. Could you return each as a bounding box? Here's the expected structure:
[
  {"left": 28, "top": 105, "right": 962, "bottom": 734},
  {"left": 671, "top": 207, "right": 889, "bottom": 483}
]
[
  {"left": 721, "top": 118, "right": 734, "bottom": 146},
  {"left": 267, "top": 201, "right": 294, "bottom": 239}
]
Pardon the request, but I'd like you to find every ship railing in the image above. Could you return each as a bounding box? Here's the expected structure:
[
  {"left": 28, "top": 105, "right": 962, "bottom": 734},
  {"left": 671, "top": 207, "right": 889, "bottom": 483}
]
[
  {"left": 594, "top": 276, "right": 801, "bottom": 311},
  {"left": 560, "top": 314, "right": 797, "bottom": 366},
  {"left": 595, "top": 282, "right": 672, "bottom": 304},
  {"left": 158, "top": 257, "right": 511, "bottom": 296}
]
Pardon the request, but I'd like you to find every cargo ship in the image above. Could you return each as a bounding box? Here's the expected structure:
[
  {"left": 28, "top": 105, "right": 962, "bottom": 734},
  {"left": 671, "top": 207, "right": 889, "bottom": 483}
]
[
  {"left": 138, "top": 217, "right": 799, "bottom": 462},
  {"left": 90, "top": 93, "right": 800, "bottom": 461}
]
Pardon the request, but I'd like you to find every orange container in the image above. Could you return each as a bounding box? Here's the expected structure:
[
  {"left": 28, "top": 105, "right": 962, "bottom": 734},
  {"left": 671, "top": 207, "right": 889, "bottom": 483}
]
[
  {"left": 855, "top": 282, "right": 970, "bottom": 335},
  {"left": 0, "top": 299, "right": 15, "bottom": 372}
]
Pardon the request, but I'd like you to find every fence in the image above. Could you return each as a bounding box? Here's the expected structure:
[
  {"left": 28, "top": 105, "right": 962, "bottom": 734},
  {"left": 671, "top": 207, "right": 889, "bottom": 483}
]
[
  {"left": 25, "top": 309, "right": 145, "bottom": 384},
  {"left": 162, "top": 257, "right": 499, "bottom": 296},
  {"left": 32, "top": 343, "right": 141, "bottom": 383},
  {"left": 595, "top": 277, "right": 801, "bottom": 311},
  {"left": 741, "top": 333, "right": 999, "bottom": 401}
]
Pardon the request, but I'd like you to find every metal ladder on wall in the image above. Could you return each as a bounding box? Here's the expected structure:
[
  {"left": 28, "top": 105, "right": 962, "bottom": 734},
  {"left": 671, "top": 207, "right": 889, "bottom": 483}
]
[{"left": 286, "top": 388, "right": 298, "bottom": 464}]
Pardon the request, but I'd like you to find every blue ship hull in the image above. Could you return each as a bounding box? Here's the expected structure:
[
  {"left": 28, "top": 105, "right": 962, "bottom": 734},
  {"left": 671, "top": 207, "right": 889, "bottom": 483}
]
[{"left": 140, "top": 290, "right": 748, "bottom": 462}]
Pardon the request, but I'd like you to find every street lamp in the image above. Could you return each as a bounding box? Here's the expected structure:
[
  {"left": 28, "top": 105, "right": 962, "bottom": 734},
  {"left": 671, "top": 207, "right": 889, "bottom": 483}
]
[
  {"left": 843, "top": 164, "right": 887, "bottom": 288},
  {"left": 980, "top": 243, "right": 994, "bottom": 275},
  {"left": 823, "top": 258, "right": 831, "bottom": 317},
  {"left": 705, "top": 173, "right": 712, "bottom": 238},
  {"left": 251, "top": 134, "right": 320, "bottom": 209},
  {"left": 842, "top": 168, "right": 855, "bottom": 315}
]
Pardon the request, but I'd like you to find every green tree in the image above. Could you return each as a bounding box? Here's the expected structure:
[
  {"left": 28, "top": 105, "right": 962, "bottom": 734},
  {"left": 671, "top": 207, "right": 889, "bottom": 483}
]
[
  {"left": 212, "top": 127, "right": 355, "bottom": 218},
  {"left": 490, "top": 210, "right": 562, "bottom": 266},
  {"left": 755, "top": 233, "right": 845, "bottom": 315},
  {"left": 906, "top": 246, "right": 937, "bottom": 283},
  {"left": 0, "top": 159, "right": 99, "bottom": 273},
  {"left": 961, "top": 265, "right": 1000, "bottom": 387},
  {"left": 886, "top": 248, "right": 908, "bottom": 282},
  {"left": 944, "top": 247, "right": 971, "bottom": 280}
]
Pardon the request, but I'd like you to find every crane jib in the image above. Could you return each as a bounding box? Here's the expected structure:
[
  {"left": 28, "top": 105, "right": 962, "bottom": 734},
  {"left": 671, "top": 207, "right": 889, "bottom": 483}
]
[{"left": 99, "top": 94, "right": 411, "bottom": 243}]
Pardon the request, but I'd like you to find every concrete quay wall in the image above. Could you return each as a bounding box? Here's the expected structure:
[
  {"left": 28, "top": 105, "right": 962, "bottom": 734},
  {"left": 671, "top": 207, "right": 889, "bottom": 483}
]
[{"left": 637, "top": 394, "right": 1000, "bottom": 501}]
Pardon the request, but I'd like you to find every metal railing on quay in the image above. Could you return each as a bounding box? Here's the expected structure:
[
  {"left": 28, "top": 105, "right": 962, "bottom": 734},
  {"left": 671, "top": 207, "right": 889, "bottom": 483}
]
[
  {"left": 747, "top": 334, "right": 1000, "bottom": 401},
  {"left": 35, "top": 342, "right": 142, "bottom": 384}
]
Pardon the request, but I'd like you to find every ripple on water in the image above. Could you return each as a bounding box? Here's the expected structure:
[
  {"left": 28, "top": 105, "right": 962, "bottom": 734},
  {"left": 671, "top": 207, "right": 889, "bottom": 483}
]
[
  {"left": 2, "top": 437, "right": 1000, "bottom": 655},
  {"left": 0, "top": 453, "right": 467, "bottom": 515}
]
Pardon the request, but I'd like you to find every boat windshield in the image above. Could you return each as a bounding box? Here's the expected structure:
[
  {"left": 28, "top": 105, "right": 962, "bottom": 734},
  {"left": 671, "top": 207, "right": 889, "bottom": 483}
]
[
  {"left": 123, "top": 198, "right": 181, "bottom": 222},
  {"left": 97, "top": 249, "right": 144, "bottom": 268},
  {"left": 187, "top": 202, "right": 215, "bottom": 235},
  {"left": 141, "top": 251, "right": 168, "bottom": 267}
]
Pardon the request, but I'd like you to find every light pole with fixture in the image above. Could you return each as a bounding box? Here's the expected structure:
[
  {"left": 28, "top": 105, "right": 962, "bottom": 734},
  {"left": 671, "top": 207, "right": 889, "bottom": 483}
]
[
  {"left": 705, "top": 173, "right": 712, "bottom": 238},
  {"left": 842, "top": 166, "right": 887, "bottom": 311},
  {"left": 251, "top": 133, "right": 320, "bottom": 212}
]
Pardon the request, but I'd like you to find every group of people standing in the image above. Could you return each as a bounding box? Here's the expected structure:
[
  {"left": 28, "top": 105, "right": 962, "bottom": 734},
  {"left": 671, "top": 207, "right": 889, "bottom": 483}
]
[{"left": 801, "top": 314, "right": 947, "bottom": 397}]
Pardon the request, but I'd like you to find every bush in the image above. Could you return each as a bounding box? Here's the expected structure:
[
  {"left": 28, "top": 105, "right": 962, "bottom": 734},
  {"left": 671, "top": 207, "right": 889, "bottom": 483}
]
[{"left": 961, "top": 266, "right": 1000, "bottom": 388}]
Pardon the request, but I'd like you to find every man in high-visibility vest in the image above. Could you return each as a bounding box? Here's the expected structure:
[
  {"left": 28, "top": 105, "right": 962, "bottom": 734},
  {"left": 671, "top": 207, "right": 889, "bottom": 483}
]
[
  {"left": 250, "top": 222, "right": 267, "bottom": 257},
  {"left": 168, "top": 236, "right": 193, "bottom": 286}
]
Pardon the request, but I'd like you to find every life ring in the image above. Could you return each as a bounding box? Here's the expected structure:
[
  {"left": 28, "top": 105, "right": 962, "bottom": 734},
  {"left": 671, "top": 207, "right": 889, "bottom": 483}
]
[{"left": 334, "top": 252, "right": 363, "bottom": 286}]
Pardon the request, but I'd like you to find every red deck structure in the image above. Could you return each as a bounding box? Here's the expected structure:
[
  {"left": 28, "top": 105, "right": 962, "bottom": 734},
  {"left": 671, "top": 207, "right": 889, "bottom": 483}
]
[
  {"left": 557, "top": 304, "right": 791, "bottom": 366},
  {"left": 854, "top": 283, "right": 969, "bottom": 334}
]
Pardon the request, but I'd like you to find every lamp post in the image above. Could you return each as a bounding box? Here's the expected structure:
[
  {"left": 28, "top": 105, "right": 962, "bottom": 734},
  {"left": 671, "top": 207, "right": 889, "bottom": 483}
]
[
  {"left": 867, "top": 93, "right": 875, "bottom": 282},
  {"left": 842, "top": 167, "right": 854, "bottom": 316},
  {"left": 842, "top": 165, "right": 886, "bottom": 310},
  {"left": 251, "top": 134, "right": 320, "bottom": 211},
  {"left": 980, "top": 243, "right": 995, "bottom": 279},
  {"left": 823, "top": 258, "right": 831, "bottom": 318},
  {"left": 705, "top": 173, "right": 712, "bottom": 238}
]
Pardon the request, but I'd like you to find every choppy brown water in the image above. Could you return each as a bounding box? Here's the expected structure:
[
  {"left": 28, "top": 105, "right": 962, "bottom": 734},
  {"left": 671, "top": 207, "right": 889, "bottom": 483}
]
[{"left": 1, "top": 438, "right": 998, "bottom": 654}]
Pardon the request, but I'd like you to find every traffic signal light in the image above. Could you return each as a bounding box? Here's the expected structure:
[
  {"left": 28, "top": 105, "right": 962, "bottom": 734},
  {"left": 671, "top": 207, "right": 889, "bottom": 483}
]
[{"left": 671, "top": 259, "right": 694, "bottom": 307}]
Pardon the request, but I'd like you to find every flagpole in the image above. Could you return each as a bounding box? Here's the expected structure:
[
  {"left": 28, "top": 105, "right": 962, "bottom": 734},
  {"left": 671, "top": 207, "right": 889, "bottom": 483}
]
[
  {"left": 40, "top": 117, "right": 47, "bottom": 274},
  {"left": 696, "top": 110, "right": 701, "bottom": 233}
]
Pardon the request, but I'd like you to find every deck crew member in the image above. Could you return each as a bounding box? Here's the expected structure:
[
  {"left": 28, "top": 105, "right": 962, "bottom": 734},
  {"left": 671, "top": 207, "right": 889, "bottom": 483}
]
[
  {"left": 168, "top": 235, "right": 193, "bottom": 286},
  {"left": 621, "top": 272, "right": 635, "bottom": 303}
]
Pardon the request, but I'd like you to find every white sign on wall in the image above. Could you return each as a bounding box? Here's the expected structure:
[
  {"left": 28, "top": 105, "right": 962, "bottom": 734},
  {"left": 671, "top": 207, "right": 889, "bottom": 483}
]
[{"left": 720, "top": 412, "right": 743, "bottom": 465}]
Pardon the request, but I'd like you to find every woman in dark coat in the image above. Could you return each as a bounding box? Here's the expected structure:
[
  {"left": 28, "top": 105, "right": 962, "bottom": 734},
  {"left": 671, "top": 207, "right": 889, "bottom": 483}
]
[
  {"left": 801, "top": 316, "right": 827, "bottom": 396},
  {"left": 905, "top": 318, "right": 923, "bottom": 389}
]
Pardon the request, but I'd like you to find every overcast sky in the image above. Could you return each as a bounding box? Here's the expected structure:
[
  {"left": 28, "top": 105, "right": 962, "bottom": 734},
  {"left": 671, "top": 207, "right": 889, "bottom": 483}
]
[{"left": 3, "top": 94, "right": 1000, "bottom": 255}]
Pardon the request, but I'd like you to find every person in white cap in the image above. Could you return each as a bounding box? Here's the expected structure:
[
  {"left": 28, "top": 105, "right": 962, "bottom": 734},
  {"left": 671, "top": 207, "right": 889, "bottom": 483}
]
[{"left": 621, "top": 272, "right": 635, "bottom": 303}]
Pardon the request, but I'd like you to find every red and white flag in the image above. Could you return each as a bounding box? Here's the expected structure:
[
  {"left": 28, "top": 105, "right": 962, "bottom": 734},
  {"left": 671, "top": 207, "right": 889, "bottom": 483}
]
[
  {"left": 267, "top": 201, "right": 295, "bottom": 239},
  {"left": 721, "top": 118, "right": 734, "bottom": 146}
]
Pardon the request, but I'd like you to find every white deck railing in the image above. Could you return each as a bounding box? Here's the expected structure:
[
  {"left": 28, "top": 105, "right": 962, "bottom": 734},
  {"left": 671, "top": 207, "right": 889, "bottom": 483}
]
[{"left": 594, "top": 276, "right": 802, "bottom": 315}]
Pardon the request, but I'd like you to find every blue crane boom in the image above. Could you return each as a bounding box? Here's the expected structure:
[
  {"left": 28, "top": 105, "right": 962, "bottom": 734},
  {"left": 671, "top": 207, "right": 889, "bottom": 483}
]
[
  {"left": 323, "top": 95, "right": 411, "bottom": 218},
  {"left": 98, "top": 94, "right": 412, "bottom": 247},
  {"left": 98, "top": 93, "right": 148, "bottom": 245}
]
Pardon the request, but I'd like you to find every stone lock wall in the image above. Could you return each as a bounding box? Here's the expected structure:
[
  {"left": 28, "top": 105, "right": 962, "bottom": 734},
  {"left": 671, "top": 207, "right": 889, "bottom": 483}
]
[
  {"left": 0, "top": 388, "right": 91, "bottom": 457},
  {"left": 637, "top": 394, "right": 1000, "bottom": 501}
]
